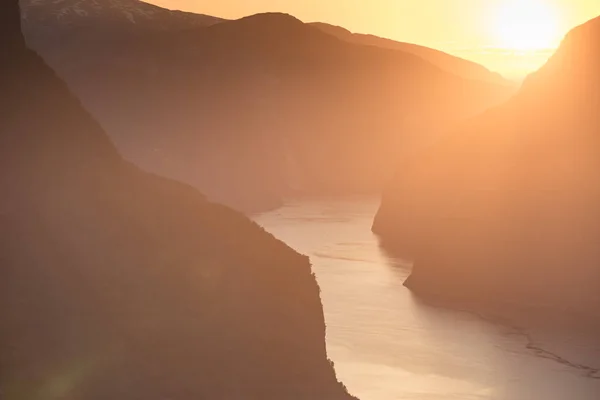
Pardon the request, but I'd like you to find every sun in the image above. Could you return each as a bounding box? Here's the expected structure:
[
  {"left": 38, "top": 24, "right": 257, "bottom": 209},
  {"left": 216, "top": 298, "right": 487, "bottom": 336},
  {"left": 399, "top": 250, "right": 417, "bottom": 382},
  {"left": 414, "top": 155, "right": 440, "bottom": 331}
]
[{"left": 492, "top": 0, "right": 561, "bottom": 50}]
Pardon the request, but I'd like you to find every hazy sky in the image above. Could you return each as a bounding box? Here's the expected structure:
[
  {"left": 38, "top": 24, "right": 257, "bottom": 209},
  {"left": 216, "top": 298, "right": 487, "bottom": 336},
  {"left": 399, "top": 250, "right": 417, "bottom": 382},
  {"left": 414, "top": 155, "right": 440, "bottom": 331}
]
[{"left": 149, "top": 0, "right": 600, "bottom": 79}]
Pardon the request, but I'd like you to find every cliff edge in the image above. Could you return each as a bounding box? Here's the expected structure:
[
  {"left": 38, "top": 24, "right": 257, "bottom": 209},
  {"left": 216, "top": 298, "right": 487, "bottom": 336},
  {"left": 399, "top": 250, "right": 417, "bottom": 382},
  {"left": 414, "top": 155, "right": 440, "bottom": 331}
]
[{"left": 1, "top": 2, "right": 354, "bottom": 398}]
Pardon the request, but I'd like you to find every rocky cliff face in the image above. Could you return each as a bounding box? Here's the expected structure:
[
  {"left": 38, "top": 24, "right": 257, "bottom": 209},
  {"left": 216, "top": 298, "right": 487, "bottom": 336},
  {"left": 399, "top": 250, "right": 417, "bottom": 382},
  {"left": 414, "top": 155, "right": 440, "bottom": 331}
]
[
  {"left": 373, "top": 16, "right": 600, "bottom": 326},
  {"left": 1, "top": 2, "right": 354, "bottom": 398},
  {"left": 21, "top": 0, "right": 514, "bottom": 212}
]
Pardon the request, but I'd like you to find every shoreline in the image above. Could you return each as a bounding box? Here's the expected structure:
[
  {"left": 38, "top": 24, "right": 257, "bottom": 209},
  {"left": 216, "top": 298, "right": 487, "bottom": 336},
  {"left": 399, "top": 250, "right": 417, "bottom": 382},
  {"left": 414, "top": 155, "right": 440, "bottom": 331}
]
[{"left": 405, "top": 279, "right": 600, "bottom": 380}]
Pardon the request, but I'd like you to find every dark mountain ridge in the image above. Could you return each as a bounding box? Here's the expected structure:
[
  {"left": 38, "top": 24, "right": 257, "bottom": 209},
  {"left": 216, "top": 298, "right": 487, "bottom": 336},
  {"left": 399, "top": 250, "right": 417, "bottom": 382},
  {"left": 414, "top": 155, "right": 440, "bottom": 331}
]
[
  {"left": 1, "top": 1, "right": 354, "bottom": 398},
  {"left": 373, "top": 15, "right": 600, "bottom": 328},
  {"left": 310, "top": 22, "right": 508, "bottom": 85},
  {"left": 21, "top": 0, "right": 514, "bottom": 212}
]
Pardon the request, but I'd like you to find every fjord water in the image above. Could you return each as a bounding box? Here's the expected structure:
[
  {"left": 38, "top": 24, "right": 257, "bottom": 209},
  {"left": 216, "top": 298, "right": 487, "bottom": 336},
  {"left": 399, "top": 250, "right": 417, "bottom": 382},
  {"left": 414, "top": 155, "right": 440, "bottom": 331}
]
[{"left": 253, "top": 198, "right": 600, "bottom": 400}]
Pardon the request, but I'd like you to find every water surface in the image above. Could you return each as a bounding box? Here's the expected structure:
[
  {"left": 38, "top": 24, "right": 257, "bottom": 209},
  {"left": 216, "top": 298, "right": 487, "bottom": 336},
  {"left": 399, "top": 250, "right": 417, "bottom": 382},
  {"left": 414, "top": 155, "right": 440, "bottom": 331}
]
[{"left": 253, "top": 197, "right": 600, "bottom": 400}]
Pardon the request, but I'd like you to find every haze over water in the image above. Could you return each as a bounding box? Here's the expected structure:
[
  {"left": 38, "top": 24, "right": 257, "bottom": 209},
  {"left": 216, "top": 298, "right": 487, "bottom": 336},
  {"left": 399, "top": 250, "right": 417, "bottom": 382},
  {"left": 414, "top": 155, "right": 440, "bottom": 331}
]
[{"left": 254, "top": 198, "right": 600, "bottom": 400}]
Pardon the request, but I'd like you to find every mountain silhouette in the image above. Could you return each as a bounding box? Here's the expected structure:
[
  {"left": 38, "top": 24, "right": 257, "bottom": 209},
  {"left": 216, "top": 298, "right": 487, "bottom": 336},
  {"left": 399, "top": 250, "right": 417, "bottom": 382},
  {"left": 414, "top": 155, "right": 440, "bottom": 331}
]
[
  {"left": 311, "top": 22, "right": 508, "bottom": 85},
  {"left": 21, "top": 0, "right": 514, "bottom": 212},
  {"left": 373, "top": 16, "right": 600, "bottom": 327},
  {"left": 1, "top": 2, "right": 355, "bottom": 398}
]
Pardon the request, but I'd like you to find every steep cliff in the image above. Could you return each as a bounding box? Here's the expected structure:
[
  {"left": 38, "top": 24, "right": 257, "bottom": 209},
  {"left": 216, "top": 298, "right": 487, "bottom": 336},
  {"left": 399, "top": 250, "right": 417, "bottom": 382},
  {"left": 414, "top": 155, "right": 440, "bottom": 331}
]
[
  {"left": 21, "top": 0, "right": 514, "bottom": 212},
  {"left": 1, "top": 2, "right": 354, "bottom": 398},
  {"left": 373, "top": 16, "right": 600, "bottom": 325}
]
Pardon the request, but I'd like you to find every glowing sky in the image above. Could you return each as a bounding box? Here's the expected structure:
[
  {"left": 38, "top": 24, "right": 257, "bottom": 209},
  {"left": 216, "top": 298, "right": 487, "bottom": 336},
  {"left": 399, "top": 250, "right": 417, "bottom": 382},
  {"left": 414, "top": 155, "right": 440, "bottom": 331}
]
[{"left": 149, "top": 0, "right": 600, "bottom": 79}]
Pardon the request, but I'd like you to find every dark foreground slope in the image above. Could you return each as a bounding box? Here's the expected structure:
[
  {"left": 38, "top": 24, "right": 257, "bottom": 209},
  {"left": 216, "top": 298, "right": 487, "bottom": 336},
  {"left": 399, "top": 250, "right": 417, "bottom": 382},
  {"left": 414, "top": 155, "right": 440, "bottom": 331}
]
[
  {"left": 0, "top": 2, "right": 353, "bottom": 399},
  {"left": 373, "top": 16, "right": 600, "bottom": 327},
  {"left": 22, "top": 0, "right": 514, "bottom": 212}
]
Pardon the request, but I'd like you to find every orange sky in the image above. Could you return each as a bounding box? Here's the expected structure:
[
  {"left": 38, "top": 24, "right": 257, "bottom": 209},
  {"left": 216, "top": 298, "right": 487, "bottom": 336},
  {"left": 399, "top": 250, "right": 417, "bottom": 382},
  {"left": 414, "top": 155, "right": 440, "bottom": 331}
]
[{"left": 149, "top": 0, "right": 600, "bottom": 80}]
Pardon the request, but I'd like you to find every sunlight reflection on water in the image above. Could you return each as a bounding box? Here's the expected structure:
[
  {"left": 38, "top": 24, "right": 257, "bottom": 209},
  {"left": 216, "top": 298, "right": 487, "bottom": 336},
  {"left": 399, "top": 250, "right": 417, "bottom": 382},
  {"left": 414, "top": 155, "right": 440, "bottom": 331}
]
[{"left": 253, "top": 197, "right": 600, "bottom": 400}]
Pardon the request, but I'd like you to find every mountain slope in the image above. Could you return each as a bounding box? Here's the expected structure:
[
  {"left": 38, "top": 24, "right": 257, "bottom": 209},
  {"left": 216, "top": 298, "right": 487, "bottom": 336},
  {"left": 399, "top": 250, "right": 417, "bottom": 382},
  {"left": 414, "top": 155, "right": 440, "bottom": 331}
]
[
  {"left": 311, "top": 22, "right": 507, "bottom": 85},
  {"left": 21, "top": 1, "right": 514, "bottom": 212},
  {"left": 1, "top": 2, "right": 354, "bottom": 398},
  {"left": 373, "top": 16, "right": 600, "bottom": 326},
  {"left": 22, "top": 0, "right": 222, "bottom": 34}
]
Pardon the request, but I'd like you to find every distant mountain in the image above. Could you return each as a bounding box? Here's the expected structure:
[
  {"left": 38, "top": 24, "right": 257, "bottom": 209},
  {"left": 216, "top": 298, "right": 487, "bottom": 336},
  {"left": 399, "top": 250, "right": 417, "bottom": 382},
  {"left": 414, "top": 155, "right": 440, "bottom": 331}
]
[
  {"left": 2, "top": 2, "right": 354, "bottom": 398},
  {"left": 22, "top": 0, "right": 514, "bottom": 212},
  {"left": 311, "top": 22, "right": 508, "bottom": 85},
  {"left": 373, "top": 16, "right": 600, "bottom": 327},
  {"left": 22, "top": 0, "right": 222, "bottom": 34}
]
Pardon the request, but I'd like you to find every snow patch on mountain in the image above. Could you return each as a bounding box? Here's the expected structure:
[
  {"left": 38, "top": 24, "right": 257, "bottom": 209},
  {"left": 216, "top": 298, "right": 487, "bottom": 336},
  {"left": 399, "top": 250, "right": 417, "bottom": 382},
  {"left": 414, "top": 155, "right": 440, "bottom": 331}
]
[{"left": 21, "top": 0, "right": 222, "bottom": 28}]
